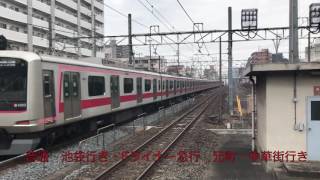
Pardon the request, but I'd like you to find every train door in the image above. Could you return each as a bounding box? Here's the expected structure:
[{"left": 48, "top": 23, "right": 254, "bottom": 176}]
[
  {"left": 137, "top": 77, "right": 143, "bottom": 103},
  {"left": 43, "top": 70, "right": 56, "bottom": 118},
  {"left": 63, "top": 72, "right": 81, "bottom": 120},
  {"left": 307, "top": 97, "right": 320, "bottom": 160},
  {"left": 166, "top": 80, "right": 169, "bottom": 97},
  {"left": 153, "top": 79, "right": 157, "bottom": 100},
  {"left": 110, "top": 75, "right": 120, "bottom": 109}
]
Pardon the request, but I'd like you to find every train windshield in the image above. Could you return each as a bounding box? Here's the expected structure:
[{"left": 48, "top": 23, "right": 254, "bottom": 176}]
[{"left": 0, "top": 58, "right": 27, "bottom": 111}]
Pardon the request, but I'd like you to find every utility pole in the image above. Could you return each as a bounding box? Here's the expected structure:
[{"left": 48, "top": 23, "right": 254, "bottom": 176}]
[
  {"left": 158, "top": 55, "right": 161, "bottom": 73},
  {"left": 48, "top": 16, "right": 53, "bottom": 55},
  {"left": 219, "top": 36, "right": 223, "bottom": 122},
  {"left": 289, "top": 0, "right": 299, "bottom": 63},
  {"left": 27, "top": 0, "right": 33, "bottom": 52},
  {"left": 149, "top": 39, "right": 152, "bottom": 71},
  {"left": 228, "top": 7, "right": 234, "bottom": 115},
  {"left": 308, "top": 31, "right": 311, "bottom": 62},
  {"left": 128, "top": 14, "right": 133, "bottom": 64},
  {"left": 177, "top": 43, "right": 180, "bottom": 74},
  {"left": 92, "top": 14, "right": 97, "bottom": 57},
  {"left": 91, "top": 0, "right": 96, "bottom": 57},
  {"left": 76, "top": 0, "right": 81, "bottom": 58},
  {"left": 219, "top": 37, "right": 222, "bottom": 84}
]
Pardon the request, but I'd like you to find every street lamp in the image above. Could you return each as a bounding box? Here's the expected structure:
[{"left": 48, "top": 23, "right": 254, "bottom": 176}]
[
  {"left": 309, "top": 3, "right": 320, "bottom": 33},
  {"left": 241, "top": 9, "right": 258, "bottom": 31}
]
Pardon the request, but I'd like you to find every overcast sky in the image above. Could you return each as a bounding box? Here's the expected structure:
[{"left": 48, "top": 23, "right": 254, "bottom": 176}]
[{"left": 103, "top": 0, "right": 319, "bottom": 74}]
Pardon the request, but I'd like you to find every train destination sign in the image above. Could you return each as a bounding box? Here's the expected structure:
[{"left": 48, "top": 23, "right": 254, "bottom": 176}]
[{"left": 0, "top": 60, "right": 17, "bottom": 67}]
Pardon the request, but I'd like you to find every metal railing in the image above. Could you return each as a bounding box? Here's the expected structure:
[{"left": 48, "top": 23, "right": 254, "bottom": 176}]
[{"left": 77, "top": 98, "right": 195, "bottom": 160}]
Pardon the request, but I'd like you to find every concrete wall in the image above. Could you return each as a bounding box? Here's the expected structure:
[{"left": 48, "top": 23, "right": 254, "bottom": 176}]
[
  {"left": 256, "top": 72, "right": 320, "bottom": 154},
  {"left": 256, "top": 76, "right": 267, "bottom": 152}
]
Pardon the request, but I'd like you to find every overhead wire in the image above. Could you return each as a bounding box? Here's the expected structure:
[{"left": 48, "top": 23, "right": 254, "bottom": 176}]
[
  {"left": 136, "top": 0, "right": 194, "bottom": 65},
  {"left": 103, "top": 3, "right": 149, "bottom": 29},
  {"left": 176, "top": 0, "right": 214, "bottom": 67}
]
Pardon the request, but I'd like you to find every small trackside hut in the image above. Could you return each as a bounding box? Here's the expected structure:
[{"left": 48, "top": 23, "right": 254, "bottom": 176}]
[{"left": 244, "top": 63, "right": 320, "bottom": 170}]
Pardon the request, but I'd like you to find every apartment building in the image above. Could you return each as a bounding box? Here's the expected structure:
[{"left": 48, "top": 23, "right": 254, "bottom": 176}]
[{"left": 0, "top": 0, "right": 104, "bottom": 58}]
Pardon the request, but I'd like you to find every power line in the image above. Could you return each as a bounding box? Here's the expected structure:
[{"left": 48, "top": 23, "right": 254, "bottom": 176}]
[
  {"left": 103, "top": 2, "right": 149, "bottom": 28},
  {"left": 176, "top": 0, "right": 195, "bottom": 24},
  {"left": 136, "top": 0, "right": 173, "bottom": 32},
  {"left": 176, "top": 0, "right": 212, "bottom": 57},
  {"left": 137, "top": 0, "right": 194, "bottom": 64},
  {"left": 145, "top": 0, "right": 176, "bottom": 31},
  {"left": 141, "top": 0, "right": 197, "bottom": 63}
]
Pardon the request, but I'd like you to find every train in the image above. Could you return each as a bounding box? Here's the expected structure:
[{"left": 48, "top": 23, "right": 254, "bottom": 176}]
[{"left": 0, "top": 51, "right": 219, "bottom": 155}]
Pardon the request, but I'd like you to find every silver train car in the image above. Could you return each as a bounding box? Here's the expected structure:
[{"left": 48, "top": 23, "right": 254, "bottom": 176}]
[{"left": 0, "top": 51, "right": 218, "bottom": 155}]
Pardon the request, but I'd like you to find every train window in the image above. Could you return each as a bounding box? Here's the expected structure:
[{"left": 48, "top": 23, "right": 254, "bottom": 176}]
[
  {"left": 153, "top": 79, "right": 157, "bottom": 92},
  {"left": 64, "top": 74, "right": 70, "bottom": 97},
  {"left": 177, "top": 80, "right": 180, "bottom": 88},
  {"left": 0, "top": 58, "right": 28, "bottom": 111},
  {"left": 158, "top": 80, "right": 161, "bottom": 90},
  {"left": 145, "top": 79, "right": 151, "bottom": 92},
  {"left": 170, "top": 81, "right": 173, "bottom": 89},
  {"left": 72, "top": 73, "right": 79, "bottom": 97},
  {"left": 124, "top": 78, "right": 133, "bottom": 94},
  {"left": 88, "top": 76, "right": 105, "bottom": 96},
  {"left": 43, "top": 75, "right": 51, "bottom": 97},
  {"left": 162, "top": 80, "right": 165, "bottom": 90}
]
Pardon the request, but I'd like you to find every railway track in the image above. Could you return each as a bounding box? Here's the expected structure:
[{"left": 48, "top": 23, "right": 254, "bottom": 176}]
[
  {"left": 0, "top": 131, "right": 96, "bottom": 177},
  {"left": 94, "top": 90, "right": 218, "bottom": 180},
  {"left": 0, "top": 90, "right": 215, "bottom": 180}
]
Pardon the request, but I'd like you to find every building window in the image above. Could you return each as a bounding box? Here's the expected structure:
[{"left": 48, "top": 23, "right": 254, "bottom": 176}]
[
  {"left": 145, "top": 79, "right": 151, "bottom": 92},
  {"left": 124, "top": 78, "right": 133, "bottom": 94},
  {"left": 88, "top": 76, "right": 105, "bottom": 96},
  {"left": 0, "top": 23, "right": 6, "bottom": 29}
]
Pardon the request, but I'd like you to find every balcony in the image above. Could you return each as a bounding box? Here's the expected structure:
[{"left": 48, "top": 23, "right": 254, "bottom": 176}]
[
  {"left": 81, "top": 37, "right": 91, "bottom": 44},
  {"left": 0, "top": 28, "right": 28, "bottom": 44},
  {"left": 94, "top": 0, "right": 104, "bottom": 11},
  {"left": 55, "top": 25, "right": 77, "bottom": 38},
  {"left": 56, "top": 0, "right": 77, "bottom": 10},
  {"left": 33, "top": 36, "right": 49, "bottom": 48},
  {"left": 95, "top": 27, "right": 104, "bottom": 36},
  {"left": 81, "top": 48, "right": 92, "bottom": 57},
  {"left": 55, "top": 9, "right": 77, "bottom": 25},
  {"left": 54, "top": 42, "right": 78, "bottom": 54},
  {"left": 33, "top": 18, "right": 49, "bottom": 29},
  {"left": 12, "top": 0, "right": 27, "bottom": 6},
  {"left": 80, "top": 20, "right": 92, "bottom": 30},
  {"left": 81, "top": 6, "right": 92, "bottom": 16},
  {"left": 95, "top": 14, "right": 104, "bottom": 23},
  {"left": 32, "top": 0, "right": 50, "bottom": 14},
  {"left": 0, "top": 6, "right": 27, "bottom": 24}
]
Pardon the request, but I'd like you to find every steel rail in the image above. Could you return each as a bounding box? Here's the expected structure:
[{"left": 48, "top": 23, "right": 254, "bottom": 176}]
[
  {"left": 94, "top": 91, "right": 216, "bottom": 180},
  {"left": 136, "top": 99, "right": 212, "bottom": 179},
  {"left": 0, "top": 148, "right": 45, "bottom": 171}
]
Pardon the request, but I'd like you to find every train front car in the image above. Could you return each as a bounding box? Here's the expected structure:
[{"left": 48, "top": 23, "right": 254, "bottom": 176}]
[{"left": 0, "top": 51, "right": 43, "bottom": 155}]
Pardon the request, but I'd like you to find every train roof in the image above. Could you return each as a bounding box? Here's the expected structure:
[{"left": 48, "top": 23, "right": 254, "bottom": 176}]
[{"left": 0, "top": 51, "right": 213, "bottom": 82}]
